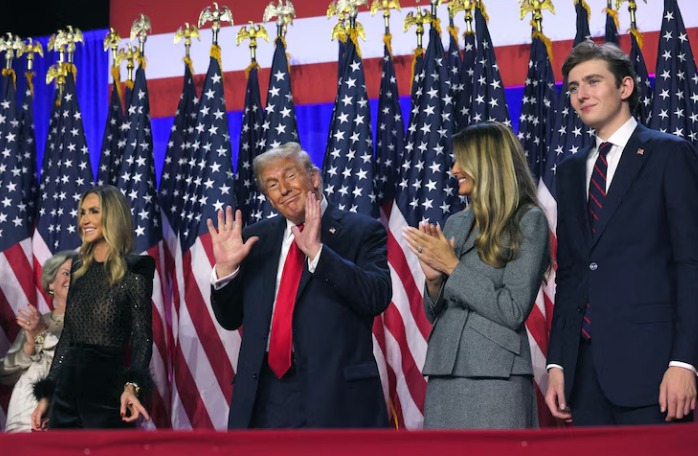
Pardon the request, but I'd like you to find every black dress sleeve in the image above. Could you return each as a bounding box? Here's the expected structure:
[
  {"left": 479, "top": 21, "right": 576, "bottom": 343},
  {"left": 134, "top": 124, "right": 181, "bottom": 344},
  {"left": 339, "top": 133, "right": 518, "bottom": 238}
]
[{"left": 120, "top": 254, "right": 155, "bottom": 397}]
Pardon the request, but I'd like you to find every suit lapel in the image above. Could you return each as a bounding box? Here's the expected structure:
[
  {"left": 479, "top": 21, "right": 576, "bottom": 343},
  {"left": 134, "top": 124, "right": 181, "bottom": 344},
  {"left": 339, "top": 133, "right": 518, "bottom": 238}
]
[
  {"left": 567, "top": 149, "right": 592, "bottom": 245},
  {"left": 260, "top": 218, "right": 286, "bottom": 320},
  {"left": 591, "top": 126, "right": 650, "bottom": 246}
]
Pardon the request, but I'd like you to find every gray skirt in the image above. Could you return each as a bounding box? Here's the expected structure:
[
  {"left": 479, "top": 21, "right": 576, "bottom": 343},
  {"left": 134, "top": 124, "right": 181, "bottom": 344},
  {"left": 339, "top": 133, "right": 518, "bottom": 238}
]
[{"left": 423, "top": 374, "right": 539, "bottom": 429}]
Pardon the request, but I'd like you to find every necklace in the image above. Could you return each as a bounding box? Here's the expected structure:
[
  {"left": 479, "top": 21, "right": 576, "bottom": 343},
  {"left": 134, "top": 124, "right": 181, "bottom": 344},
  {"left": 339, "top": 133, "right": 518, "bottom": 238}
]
[{"left": 51, "top": 312, "right": 64, "bottom": 324}]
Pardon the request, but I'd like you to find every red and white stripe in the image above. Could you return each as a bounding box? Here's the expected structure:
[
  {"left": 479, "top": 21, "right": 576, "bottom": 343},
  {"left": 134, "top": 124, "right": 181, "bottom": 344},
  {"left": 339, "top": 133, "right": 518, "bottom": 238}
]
[
  {"left": 380, "top": 205, "right": 431, "bottom": 429},
  {"left": 169, "top": 233, "right": 240, "bottom": 429},
  {"left": 143, "top": 243, "right": 173, "bottom": 429},
  {"left": 109, "top": 0, "right": 698, "bottom": 117},
  {"left": 0, "top": 239, "right": 36, "bottom": 427}
]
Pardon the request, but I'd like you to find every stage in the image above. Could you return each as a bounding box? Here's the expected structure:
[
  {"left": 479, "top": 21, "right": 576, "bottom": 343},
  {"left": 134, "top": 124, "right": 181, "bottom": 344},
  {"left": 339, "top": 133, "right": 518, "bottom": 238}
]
[{"left": 2, "top": 423, "right": 697, "bottom": 456}]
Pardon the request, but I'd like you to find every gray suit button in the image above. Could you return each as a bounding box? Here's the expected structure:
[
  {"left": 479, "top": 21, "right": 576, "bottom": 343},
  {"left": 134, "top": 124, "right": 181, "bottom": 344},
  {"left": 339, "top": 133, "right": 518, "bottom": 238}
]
[
  {"left": 252, "top": 373, "right": 258, "bottom": 380},
  {"left": 589, "top": 262, "right": 598, "bottom": 271}
]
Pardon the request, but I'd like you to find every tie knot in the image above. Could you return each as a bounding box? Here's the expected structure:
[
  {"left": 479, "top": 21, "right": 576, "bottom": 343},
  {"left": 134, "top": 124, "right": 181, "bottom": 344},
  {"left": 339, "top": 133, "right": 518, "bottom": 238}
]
[
  {"left": 598, "top": 142, "right": 612, "bottom": 157},
  {"left": 297, "top": 223, "right": 305, "bottom": 232}
]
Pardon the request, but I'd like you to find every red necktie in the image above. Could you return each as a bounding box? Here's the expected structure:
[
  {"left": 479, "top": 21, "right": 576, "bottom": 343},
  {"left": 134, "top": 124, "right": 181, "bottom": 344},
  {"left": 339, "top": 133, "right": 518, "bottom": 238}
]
[
  {"left": 588, "top": 142, "right": 612, "bottom": 234},
  {"left": 268, "top": 224, "right": 305, "bottom": 378},
  {"left": 583, "top": 142, "right": 612, "bottom": 340}
]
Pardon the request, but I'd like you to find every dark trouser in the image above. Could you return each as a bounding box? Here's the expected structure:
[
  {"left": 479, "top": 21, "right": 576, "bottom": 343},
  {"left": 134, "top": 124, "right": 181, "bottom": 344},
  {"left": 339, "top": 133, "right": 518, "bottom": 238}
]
[
  {"left": 249, "top": 354, "right": 306, "bottom": 428},
  {"left": 49, "top": 344, "right": 134, "bottom": 429},
  {"left": 570, "top": 338, "right": 693, "bottom": 426}
]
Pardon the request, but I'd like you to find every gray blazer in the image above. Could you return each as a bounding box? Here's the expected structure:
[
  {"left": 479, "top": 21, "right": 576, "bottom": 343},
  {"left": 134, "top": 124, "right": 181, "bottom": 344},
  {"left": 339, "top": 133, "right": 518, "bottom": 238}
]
[{"left": 422, "top": 206, "right": 549, "bottom": 379}]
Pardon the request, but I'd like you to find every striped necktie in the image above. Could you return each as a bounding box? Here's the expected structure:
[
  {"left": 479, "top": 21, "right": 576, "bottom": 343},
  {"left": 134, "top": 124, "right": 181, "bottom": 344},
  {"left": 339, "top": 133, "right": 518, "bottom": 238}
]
[
  {"left": 583, "top": 142, "right": 612, "bottom": 340},
  {"left": 588, "top": 141, "right": 612, "bottom": 234}
]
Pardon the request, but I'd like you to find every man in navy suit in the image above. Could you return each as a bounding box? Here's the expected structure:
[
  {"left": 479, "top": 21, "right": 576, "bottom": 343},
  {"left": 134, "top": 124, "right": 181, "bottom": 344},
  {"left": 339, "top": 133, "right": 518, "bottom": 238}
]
[
  {"left": 207, "top": 142, "right": 391, "bottom": 429},
  {"left": 545, "top": 40, "right": 698, "bottom": 426}
]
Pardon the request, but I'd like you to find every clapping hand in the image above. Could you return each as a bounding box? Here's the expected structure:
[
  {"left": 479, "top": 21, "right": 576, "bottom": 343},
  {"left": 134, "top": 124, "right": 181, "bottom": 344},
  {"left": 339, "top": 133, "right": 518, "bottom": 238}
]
[
  {"left": 403, "top": 222, "right": 458, "bottom": 279},
  {"left": 292, "top": 192, "right": 323, "bottom": 261},
  {"left": 17, "top": 304, "right": 47, "bottom": 340}
]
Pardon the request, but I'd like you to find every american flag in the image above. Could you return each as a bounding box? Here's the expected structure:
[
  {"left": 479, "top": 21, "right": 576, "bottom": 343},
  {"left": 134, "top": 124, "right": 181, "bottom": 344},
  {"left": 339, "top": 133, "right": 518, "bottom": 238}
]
[
  {"left": 372, "top": 34, "right": 406, "bottom": 427},
  {"left": 96, "top": 71, "right": 124, "bottom": 186},
  {"left": 446, "top": 23, "right": 462, "bottom": 125},
  {"left": 114, "top": 65, "right": 171, "bottom": 429},
  {"left": 174, "top": 47, "right": 238, "bottom": 429},
  {"left": 518, "top": 31, "right": 558, "bottom": 182},
  {"left": 629, "top": 29, "right": 653, "bottom": 126},
  {"left": 235, "top": 62, "right": 264, "bottom": 226},
  {"left": 374, "top": 40, "right": 404, "bottom": 213},
  {"left": 455, "top": 28, "right": 476, "bottom": 132},
  {"left": 0, "top": 70, "right": 35, "bottom": 366},
  {"left": 322, "top": 33, "right": 376, "bottom": 216},
  {"left": 544, "top": 0, "right": 593, "bottom": 192},
  {"left": 604, "top": 4, "right": 619, "bottom": 45},
  {"left": 252, "top": 36, "right": 299, "bottom": 222},
  {"left": 516, "top": 27, "right": 559, "bottom": 428},
  {"left": 538, "top": 0, "right": 593, "bottom": 426},
  {"left": 384, "top": 22, "right": 462, "bottom": 429},
  {"left": 32, "top": 69, "right": 93, "bottom": 309},
  {"left": 159, "top": 61, "right": 198, "bottom": 239},
  {"left": 18, "top": 71, "right": 38, "bottom": 229},
  {"left": 470, "top": 3, "right": 510, "bottom": 126},
  {"left": 157, "top": 60, "right": 198, "bottom": 429},
  {"left": 649, "top": 0, "right": 698, "bottom": 144}
]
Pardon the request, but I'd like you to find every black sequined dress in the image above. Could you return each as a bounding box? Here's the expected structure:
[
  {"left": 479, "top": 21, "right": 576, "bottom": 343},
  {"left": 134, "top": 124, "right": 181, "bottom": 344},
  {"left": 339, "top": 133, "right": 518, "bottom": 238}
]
[{"left": 35, "top": 254, "right": 155, "bottom": 429}]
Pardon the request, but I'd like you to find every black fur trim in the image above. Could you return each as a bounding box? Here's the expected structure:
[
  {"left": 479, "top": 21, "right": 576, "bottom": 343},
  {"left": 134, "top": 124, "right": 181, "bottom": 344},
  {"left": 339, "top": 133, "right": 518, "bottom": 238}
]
[{"left": 33, "top": 377, "right": 55, "bottom": 400}]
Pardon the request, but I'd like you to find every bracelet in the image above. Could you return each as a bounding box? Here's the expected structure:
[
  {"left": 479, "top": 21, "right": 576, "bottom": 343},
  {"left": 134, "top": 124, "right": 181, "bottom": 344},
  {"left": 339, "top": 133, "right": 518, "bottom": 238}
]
[
  {"left": 34, "top": 330, "right": 48, "bottom": 345},
  {"left": 124, "top": 382, "right": 141, "bottom": 397}
]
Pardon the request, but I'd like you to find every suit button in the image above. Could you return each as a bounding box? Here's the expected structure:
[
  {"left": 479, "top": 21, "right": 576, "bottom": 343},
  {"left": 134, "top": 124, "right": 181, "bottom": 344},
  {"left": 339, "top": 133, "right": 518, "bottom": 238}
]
[
  {"left": 252, "top": 373, "right": 258, "bottom": 380},
  {"left": 589, "top": 262, "right": 598, "bottom": 271},
  {"left": 577, "top": 306, "right": 584, "bottom": 313}
]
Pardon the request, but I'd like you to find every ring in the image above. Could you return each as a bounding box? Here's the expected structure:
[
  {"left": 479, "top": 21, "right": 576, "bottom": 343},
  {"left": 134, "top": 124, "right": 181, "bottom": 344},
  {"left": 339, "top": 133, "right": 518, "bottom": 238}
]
[{"left": 417, "top": 245, "right": 424, "bottom": 254}]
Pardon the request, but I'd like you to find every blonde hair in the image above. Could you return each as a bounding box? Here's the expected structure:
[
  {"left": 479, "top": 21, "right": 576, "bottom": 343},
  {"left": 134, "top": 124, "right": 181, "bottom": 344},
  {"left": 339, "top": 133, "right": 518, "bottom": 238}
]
[
  {"left": 73, "top": 186, "right": 133, "bottom": 286},
  {"left": 452, "top": 121, "right": 542, "bottom": 268}
]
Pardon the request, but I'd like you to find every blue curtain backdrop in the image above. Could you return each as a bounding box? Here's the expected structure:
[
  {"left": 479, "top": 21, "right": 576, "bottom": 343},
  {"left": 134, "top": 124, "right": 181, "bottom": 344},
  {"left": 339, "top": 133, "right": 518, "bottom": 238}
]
[{"left": 18, "top": 28, "right": 526, "bottom": 185}]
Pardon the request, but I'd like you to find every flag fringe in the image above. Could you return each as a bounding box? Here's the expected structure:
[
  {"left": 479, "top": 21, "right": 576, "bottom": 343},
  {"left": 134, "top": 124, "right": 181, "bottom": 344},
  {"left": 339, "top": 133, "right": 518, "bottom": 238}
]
[
  {"left": 383, "top": 34, "right": 393, "bottom": 58},
  {"left": 630, "top": 28, "right": 644, "bottom": 49},
  {"left": 25, "top": 70, "right": 34, "bottom": 95},
  {"left": 532, "top": 30, "right": 554, "bottom": 64},
  {"left": 244, "top": 61, "right": 259, "bottom": 79},
  {"left": 2, "top": 68, "right": 16, "bottom": 87},
  {"left": 604, "top": 8, "right": 619, "bottom": 31},
  {"left": 111, "top": 66, "right": 124, "bottom": 110}
]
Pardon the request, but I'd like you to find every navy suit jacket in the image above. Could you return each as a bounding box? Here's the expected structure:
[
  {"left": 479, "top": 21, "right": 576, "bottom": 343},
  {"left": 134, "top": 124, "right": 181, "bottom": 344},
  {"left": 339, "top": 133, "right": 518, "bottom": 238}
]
[
  {"left": 548, "top": 124, "right": 698, "bottom": 407},
  {"left": 211, "top": 203, "right": 391, "bottom": 428}
]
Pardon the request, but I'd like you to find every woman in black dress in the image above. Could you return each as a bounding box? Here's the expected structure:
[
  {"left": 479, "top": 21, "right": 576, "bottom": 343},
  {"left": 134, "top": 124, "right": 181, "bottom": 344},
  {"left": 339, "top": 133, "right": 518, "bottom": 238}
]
[{"left": 32, "top": 185, "right": 155, "bottom": 429}]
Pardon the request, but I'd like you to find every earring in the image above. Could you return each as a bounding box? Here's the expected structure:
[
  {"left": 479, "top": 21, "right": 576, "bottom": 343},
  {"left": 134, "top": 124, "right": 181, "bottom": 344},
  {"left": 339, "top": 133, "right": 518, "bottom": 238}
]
[{"left": 48, "top": 290, "right": 54, "bottom": 296}]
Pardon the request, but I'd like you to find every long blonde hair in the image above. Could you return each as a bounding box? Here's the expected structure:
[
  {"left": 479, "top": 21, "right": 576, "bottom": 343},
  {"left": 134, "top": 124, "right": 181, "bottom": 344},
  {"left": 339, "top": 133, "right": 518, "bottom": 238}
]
[
  {"left": 452, "top": 121, "right": 542, "bottom": 268},
  {"left": 73, "top": 186, "right": 133, "bottom": 286}
]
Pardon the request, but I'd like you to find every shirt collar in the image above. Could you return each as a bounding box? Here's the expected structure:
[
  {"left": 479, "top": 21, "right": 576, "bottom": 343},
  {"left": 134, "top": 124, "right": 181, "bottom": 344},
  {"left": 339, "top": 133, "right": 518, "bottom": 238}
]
[{"left": 595, "top": 116, "right": 637, "bottom": 150}]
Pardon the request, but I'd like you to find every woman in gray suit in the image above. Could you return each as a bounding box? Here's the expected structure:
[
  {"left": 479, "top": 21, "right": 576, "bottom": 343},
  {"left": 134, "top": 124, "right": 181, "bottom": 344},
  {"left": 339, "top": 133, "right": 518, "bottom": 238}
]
[{"left": 403, "top": 121, "right": 550, "bottom": 429}]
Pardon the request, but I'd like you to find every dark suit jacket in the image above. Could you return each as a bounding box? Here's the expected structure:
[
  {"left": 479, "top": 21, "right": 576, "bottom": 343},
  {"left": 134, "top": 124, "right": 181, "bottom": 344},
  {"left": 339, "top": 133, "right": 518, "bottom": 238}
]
[
  {"left": 548, "top": 124, "right": 698, "bottom": 407},
  {"left": 211, "top": 203, "right": 391, "bottom": 428}
]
